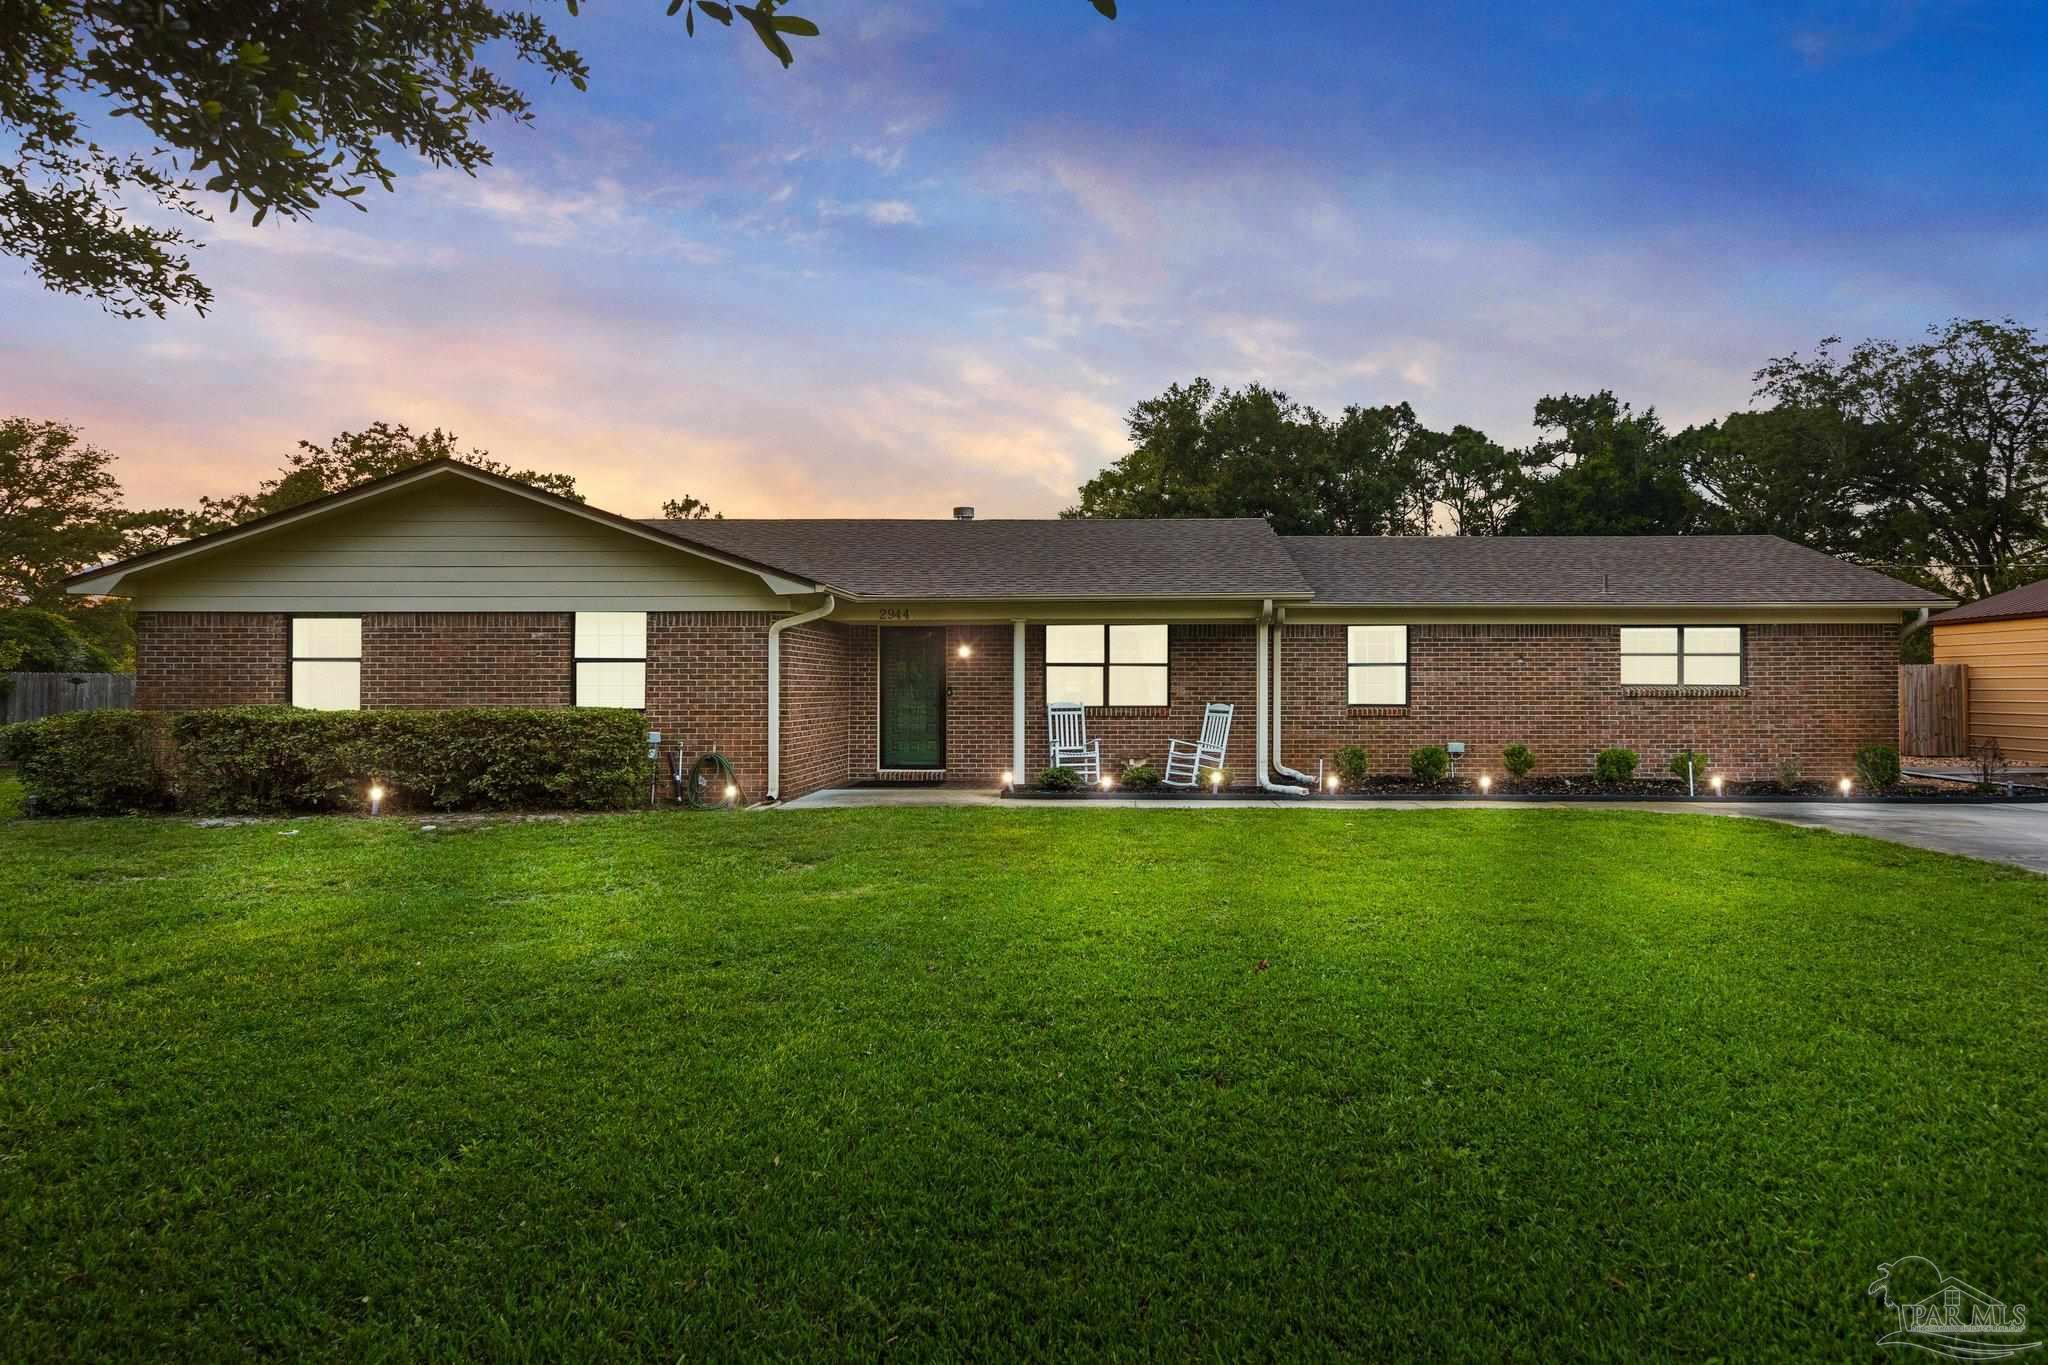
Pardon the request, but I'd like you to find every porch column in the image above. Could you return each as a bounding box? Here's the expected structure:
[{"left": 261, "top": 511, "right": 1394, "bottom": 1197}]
[{"left": 1012, "top": 619, "right": 1027, "bottom": 780}]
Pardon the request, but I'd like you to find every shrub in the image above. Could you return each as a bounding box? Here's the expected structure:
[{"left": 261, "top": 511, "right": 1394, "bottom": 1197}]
[
  {"left": 1119, "top": 761, "right": 1162, "bottom": 791},
  {"left": 171, "top": 707, "right": 650, "bottom": 814},
  {"left": 1502, "top": 743, "right": 1535, "bottom": 779},
  {"left": 1666, "top": 749, "right": 1710, "bottom": 782},
  {"left": 1594, "top": 747, "right": 1640, "bottom": 783},
  {"left": 1333, "top": 745, "right": 1369, "bottom": 788},
  {"left": 1855, "top": 744, "right": 1902, "bottom": 792},
  {"left": 1039, "top": 765, "right": 1082, "bottom": 791},
  {"left": 1, "top": 710, "right": 174, "bottom": 815},
  {"left": 1776, "top": 759, "right": 1803, "bottom": 791},
  {"left": 1409, "top": 745, "right": 1450, "bottom": 784}
]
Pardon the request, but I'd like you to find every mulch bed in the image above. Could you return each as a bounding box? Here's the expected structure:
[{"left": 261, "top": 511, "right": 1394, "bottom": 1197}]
[{"left": 1005, "top": 774, "right": 2048, "bottom": 803}]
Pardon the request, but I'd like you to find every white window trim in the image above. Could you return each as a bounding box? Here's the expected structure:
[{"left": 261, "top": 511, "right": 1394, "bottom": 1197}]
[
  {"left": 288, "top": 616, "right": 362, "bottom": 711},
  {"left": 1620, "top": 625, "right": 1745, "bottom": 688},
  {"left": 1346, "top": 625, "right": 1410, "bottom": 707},
  {"left": 1044, "top": 623, "right": 1170, "bottom": 709},
  {"left": 573, "top": 611, "right": 648, "bottom": 709}
]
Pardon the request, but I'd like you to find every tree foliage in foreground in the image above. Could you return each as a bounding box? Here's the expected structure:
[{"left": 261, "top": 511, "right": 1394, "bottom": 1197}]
[{"left": 1, "top": 0, "right": 1115, "bottom": 320}]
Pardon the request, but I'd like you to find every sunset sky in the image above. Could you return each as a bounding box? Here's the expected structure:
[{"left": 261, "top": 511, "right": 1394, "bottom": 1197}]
[{"left": 5, "top": 1, "right": 2044, "bottom": 519}]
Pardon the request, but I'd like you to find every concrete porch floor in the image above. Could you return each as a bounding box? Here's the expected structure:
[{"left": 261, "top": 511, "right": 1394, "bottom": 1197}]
[{"left": 772, "top": 786, "right": 2048, "bottom": 876}]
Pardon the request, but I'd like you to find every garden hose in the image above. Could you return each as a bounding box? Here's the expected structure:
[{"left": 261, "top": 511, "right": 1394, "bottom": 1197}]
[{"left": 683, "top": 751, "right": 739, "bottom": 809}]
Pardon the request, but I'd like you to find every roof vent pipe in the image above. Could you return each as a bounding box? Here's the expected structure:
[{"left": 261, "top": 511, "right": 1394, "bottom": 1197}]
[{"left": 953, "top": 506, "right": 975, "bottom": 520}]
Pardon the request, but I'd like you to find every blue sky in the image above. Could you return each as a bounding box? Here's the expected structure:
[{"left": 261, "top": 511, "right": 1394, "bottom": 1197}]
[{"left": 4, "top": 0, "right": 2044, "bottom": 517}]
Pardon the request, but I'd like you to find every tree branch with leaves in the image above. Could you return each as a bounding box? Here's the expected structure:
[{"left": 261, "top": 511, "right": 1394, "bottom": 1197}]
[{"left": 1, "top": 0, "right": 1116, "bottom": 319}]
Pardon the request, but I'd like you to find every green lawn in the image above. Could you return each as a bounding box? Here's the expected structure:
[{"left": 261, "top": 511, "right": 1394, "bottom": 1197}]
[{"left": 2, "top": 801, "right": 2043, "bottom": 1360}]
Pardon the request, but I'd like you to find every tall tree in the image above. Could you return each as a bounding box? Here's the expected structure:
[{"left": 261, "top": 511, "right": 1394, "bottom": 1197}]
[
  {"left": 1067, "top": 380, "right": 1336, "bottom": 533},
  {"left": 1416, "top": 424, "right": 1523, "bottom": 535},
  {"left": 1674, "top": 405, "right": 1868, "bottom": 559},
  {"left": 1753, "top": 319, "right": 2048, "bottom": 598},
  {"left": 1504, "top": 392, "right": 1712, "bottom": 536},
  {"left": 1321, "top": 403, "right": 1433, "bottom": 536},
  {"left": 2, "top": 1, "right": 1114, "bottom": 319},
  {"left": 0, "top": 416, "right": 182, "bottom": 606},
  {"left": 186, "top": 422, "right": 579, "bottom": 533}
]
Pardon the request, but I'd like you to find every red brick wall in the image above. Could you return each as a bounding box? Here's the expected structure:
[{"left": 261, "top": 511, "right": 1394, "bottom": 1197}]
[
  {"left": 646, "top": 612, "right": 772, "bottom": 799},
  {"left": 362, "top": 613, "right": 571, "bottom": 707},
  {"left": 135, "top": 612, "right": 287, "bottom": 708},
  {"left": 1277, "top": 622, "right": 1897, "bottom": 781},
  {"left": 132, "top": 612, "right": 1899, "bottom": 792},
  {"left": 779, "top": 621, "right": 854, "bottom": 799}
]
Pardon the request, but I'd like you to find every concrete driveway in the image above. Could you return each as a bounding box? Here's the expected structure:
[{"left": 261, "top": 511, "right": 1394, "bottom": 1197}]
[{"left": 775, "top": 787, "right": 2048, "bottom": 875}]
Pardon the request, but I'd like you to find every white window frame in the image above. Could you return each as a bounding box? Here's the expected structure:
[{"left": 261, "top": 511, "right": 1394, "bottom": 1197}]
[
  {"left": 1044, "top": 623, "right": 1170, "bottom": 708},
  {"left": 1346, "top": 625, "right": 1409, "bottom": 706},
  {"left": 1620, "top": 626, "right": 1744, "bottom": 687},
  {"left": 574, "top": 611, "right": 648, "bottom": 709},
  {"left": 289, "top": 616, "right": 362, "bottom": 711}
]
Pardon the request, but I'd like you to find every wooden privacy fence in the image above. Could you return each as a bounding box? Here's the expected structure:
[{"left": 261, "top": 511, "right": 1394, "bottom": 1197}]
[
  {"left": 1898, "top": 663, "right": 1968, "bottom": 756},
  {"left": 2, "top": 672, "right": 136, "bottom": 724}
]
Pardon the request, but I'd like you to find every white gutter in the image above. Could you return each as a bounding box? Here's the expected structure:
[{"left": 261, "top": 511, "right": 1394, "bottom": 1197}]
[
  {"left": 1901, "top": 606, "right": 1934, "bottom": 640},
  {"left": 1255, "top": 600, "right": 1309, "bottom": 795},
  {"left": 1270, "top": 604, "right": 1315, "bottom": 785},
  {"left": 766, "top": 593, "right": 836, "bottom": 801}
]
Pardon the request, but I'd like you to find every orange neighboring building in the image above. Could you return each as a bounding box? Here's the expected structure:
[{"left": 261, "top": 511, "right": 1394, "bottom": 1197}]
[{"left": 1931, "top": 578, "right": 2048, "bottom": 763}]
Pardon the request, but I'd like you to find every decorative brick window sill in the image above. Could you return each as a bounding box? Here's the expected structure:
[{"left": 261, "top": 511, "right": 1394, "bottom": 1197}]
[
  {"left": 1093, "top": 706, "right": 1172, "bottom": 719},
  {"left": 1347, "top": 705, "right": 1409, "bottom": 717},
  {"left": 1619, "top": 686, "right": 1749, "bottom": 699}
]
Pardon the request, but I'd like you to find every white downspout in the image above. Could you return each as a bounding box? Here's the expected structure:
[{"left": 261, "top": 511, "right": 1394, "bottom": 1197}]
[
  {"left": 1256, "top": 600, "right": 1308, "bottom": 795},
  {"left": 766, "top": 593, "right": 836, "bottom": 801},
  {"left": 1271, "top": 604, "right": 1315, "bottom": 785}
]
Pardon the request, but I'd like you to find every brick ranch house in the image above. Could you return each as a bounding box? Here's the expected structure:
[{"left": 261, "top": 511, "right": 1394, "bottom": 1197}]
[{"left": 66, "top": 460, "right": 1947, "bottom": 800}]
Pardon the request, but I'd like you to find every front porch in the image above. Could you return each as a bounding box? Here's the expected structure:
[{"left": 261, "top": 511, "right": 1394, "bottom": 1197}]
[{"left": 780, "top": 610, "right": 1301, "bottom": 799}]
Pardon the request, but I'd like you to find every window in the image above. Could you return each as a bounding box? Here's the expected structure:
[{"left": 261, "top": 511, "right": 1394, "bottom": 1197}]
[
  {"left": 575, "top": 611, "right": 647, "bottom": 708},
  {"left": 1346, "top": 626, "right": 1408, "bottom": 705},
  {"left": 290, "top": 617, "right": 361, "bottom": 710},
  {"left": 1044, "top": 623, "right": 1169, "bottom": 707},
  {"left": 1619, "top": 626, "right": 1743, "bottom": 686}
]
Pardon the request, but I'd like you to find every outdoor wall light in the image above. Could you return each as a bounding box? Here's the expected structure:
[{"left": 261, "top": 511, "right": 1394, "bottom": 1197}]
[
  {"left": 1209, "top": 771, "right": 1222, "bottom": 792},
  {"left": 1001, "top": 769, "right": 1014, "bottom": 789},
  {"left": 1710, "top": 774, "right": 1724, "bottom": 795},
  {"left": 367, "top": 783, "right": 385, "bottom": 816},
  {"left": 1326, "top": 774, "right": 1340, "bottom": 793},
  {"left": 1478, "top": 774, "right": 1492, "bottom": 794},
  {"left": 724, "top": 782, "right": 739, "bottom": 805},
  {"left": 957, "top": 643, "right": 973, "bottom": 659},
  {"left": 1838, "top": 777, "right": 1853, "bottom": 796},
  {"left": 1100, "top": 775, "right": 1114, "bottom": 791}
]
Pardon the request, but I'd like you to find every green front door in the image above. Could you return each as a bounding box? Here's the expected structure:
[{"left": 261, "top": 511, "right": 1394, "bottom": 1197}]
[{"left": 880, "top": 627, "right": 946, "bottom": 769}]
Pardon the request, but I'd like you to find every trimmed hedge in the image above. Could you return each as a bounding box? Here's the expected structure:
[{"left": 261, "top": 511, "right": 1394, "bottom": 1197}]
[
  {"left": 1, "top": 710, "right": 175, "bottom": 815},
  {"left": 4, "top": 707, "right": 651, "bottom": 816}
]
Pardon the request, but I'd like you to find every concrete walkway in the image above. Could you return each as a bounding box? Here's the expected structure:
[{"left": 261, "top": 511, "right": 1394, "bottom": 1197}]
[{"left": 774, "top": 786, "right": 2048, "bottom": 875}]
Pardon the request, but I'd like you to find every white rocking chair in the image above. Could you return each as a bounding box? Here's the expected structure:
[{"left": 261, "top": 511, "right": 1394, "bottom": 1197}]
[
  {"left": 1046, "top": 703, "right": 1102, "bottom": 783},
  {"left": 1164, "top": 702, "right": 1233, "bottom": 788}
]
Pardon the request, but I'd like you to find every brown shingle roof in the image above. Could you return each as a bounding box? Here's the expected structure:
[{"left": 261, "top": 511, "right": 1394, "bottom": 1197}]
[
  {"left": 1279, "top": 534, "right": 1948, "bottom": 607},
  {"left": 641, "top": 517, "right": 1314, "bottom": 600},
  {"left": 1933, "top": 577, "right": 2048, "bottom": 625}
]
